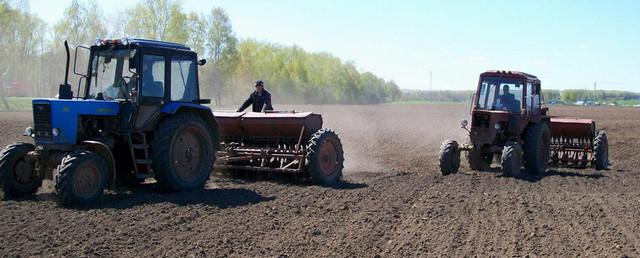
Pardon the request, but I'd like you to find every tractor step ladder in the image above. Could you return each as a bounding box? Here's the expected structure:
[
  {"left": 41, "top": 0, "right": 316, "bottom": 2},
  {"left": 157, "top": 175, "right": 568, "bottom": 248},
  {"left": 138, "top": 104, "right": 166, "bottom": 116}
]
[{"left": 127, "top": 132, "right": 154, "bottom": 179}]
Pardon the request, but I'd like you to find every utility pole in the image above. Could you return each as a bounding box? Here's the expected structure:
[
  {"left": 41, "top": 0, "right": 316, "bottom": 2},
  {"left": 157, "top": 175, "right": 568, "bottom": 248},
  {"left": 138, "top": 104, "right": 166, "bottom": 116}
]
[
  {"left": 593, "top": 82, "right": 597, "bottom": 102},
  {"left": 429, "top": 71, "right": 432, "bottom": 91}
]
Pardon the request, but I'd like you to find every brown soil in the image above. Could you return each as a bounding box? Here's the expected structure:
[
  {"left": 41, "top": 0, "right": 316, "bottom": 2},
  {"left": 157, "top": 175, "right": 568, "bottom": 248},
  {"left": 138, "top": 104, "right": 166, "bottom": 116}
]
[{"left": 0, "top": 104, "right": 639, "bottom": 257}]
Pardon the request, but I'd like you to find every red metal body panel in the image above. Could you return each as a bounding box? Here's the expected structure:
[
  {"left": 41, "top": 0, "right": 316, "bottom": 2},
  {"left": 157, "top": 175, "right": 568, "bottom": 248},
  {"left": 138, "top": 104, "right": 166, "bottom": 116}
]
[
  {"left": 550, "top": 117, "right": 595, "bottom": 139},
  {"left": 213, "top": 111, "right": 323, "bottom": 140},
  {"left": 470, "top": 109, "right": 511, "bottom": 145}
]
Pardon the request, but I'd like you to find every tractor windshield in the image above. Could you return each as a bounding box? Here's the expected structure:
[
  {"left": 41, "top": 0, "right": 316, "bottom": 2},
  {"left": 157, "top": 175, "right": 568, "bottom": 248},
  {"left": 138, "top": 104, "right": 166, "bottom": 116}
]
[
  {"left": 87, "top": 49, "right": 134, "bottom": 100},
  {"left": 476, "top": 76, "right": 523, "bottom": 113}
]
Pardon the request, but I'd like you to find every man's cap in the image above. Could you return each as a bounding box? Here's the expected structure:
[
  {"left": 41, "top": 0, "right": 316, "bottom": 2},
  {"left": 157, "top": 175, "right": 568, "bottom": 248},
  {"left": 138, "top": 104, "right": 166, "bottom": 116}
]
[{"left": 255, "top": 80, "right": 264, "bottom": 86}]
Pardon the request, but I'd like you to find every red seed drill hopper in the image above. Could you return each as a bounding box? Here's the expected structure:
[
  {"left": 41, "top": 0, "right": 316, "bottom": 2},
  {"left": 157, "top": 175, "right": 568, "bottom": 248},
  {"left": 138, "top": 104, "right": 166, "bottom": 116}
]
[
  {"left": 213, "top": 111, "right": 344, "bottom": 185},
  {"left": 549, "top": 117, "right": 608, "bottom": 169}
]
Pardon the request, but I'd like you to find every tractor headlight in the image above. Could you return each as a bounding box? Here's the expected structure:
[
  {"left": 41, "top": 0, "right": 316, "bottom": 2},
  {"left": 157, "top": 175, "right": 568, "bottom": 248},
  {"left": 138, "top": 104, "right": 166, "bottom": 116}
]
[
  {"left": 23, "top": 127, "right": 34, "bottom": 137},
  {"left": 52, "top": 128, "right": 60, "bottom": 137}
]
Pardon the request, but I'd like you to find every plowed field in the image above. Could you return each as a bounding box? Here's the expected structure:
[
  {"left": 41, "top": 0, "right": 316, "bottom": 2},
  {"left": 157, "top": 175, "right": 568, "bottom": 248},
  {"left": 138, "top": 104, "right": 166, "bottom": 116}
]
[{"left": 0, "top": 104, "right": 639, "bottom": 257}]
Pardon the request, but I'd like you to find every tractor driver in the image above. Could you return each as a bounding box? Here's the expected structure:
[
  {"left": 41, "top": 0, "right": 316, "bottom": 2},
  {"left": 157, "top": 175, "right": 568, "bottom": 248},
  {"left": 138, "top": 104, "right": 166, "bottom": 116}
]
[
  {"left": 236, "top": 80, "right": 274, "bottom": 112},
  {"left": 496, "top": 85, "right": 520, "bottom": 113}
]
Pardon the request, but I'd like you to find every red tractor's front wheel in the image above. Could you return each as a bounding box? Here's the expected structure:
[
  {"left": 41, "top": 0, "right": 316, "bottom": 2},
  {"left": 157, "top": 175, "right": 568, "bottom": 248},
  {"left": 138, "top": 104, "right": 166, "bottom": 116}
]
[
  {"left": 439, "top": 140, "right": 461, "bottom": 175},
  {"left": 501, "top": 141, "right": 522, "bottom": 176}
]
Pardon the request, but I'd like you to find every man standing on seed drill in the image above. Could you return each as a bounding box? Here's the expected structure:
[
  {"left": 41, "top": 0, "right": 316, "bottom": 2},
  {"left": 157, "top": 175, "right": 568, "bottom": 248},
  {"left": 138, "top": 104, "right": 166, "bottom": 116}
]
[{"left": 237, "top": 80, "right": 274, "bottom": 112}]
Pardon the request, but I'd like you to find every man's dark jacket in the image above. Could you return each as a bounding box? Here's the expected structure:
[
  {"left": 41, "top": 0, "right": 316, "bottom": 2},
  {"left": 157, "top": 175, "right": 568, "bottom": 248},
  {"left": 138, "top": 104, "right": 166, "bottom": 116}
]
[
  {"left": 238, "top": 90, "right": 274, "bottom": 112},
  {"left": 497, "top": 93, "right": 520, "bottom": 113}
]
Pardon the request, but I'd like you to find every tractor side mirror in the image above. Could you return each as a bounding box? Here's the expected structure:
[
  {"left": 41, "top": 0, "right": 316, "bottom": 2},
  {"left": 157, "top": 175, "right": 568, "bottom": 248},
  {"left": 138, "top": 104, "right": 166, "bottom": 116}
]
[
  {"left": 73, "top": 45, "right": 90, "bottom": 77},
  {"left": 198, "top": 59, "right": 206, "bottom": 66}
]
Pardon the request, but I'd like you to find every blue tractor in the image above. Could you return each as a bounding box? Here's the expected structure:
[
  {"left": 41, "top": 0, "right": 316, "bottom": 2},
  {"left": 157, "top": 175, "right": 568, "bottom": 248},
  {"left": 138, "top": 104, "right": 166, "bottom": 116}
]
[{"left": 0, "top": 38, "right": 219, "bottom": 206}]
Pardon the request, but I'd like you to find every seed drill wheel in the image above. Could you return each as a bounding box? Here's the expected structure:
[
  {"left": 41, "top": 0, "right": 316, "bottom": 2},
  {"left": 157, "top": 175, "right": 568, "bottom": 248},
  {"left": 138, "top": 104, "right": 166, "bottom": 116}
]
[
  {"left": 501, "top": 140, "right": 522, "bottom": 176},
  {"left": 467, "top": 145, "right": 493, "bottom": 171},
  {"left": 0, "top": 143, "right": 42, "bottom": 198},
  {"left": 439, "top": 140, "right": 460, "bottom": 175},
  {"left": 524, "top": 122, "right": 551, "bottom": 175},
  {"left": 306, "top": 129, "right": 344, "bottom": 185},
  {"left": 593, "top": 131, "right": 609, "bottom": 170},
  {"left": 151, "top": 114, "right": 215, "bottom": 192},
  {"left": 55, "top": 151, "right": 108, "bottom": 206}
]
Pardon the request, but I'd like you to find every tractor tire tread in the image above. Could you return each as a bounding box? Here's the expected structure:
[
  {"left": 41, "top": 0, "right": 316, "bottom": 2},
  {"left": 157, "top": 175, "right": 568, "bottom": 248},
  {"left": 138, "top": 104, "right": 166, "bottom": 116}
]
[
  {"left": 306, "top": 128, "right": 344, "bottom": 185},
  {"left": 524, "top": 122, "right": 551, "bottom": 175},
  {"left": 55, "top": 151, "right": 108, "bottom": 206},
  {"left": 593, "top": 130, "right": 608, "bottom": 170},
  {"left": 439, "top": 139, "right": 460, "bottom": 175},
  {"left": 0, "top": 143, "right": 40, "bottom": 198},
  {"left": 150, "top": 113, "right": 215, "bottom": 192},
  {"left": 501, "top": 141, "right": 522, "bottom": 176}
]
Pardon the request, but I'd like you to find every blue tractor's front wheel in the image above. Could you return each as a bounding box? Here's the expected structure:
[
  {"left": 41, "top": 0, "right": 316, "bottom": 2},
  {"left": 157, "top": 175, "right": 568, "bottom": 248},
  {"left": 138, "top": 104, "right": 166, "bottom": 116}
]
[
  {"left": 0, "top": 143, "right": 42, "bottom": 198},
  {"left": 55, "top": 151, "right": 108, "bottom": 206}
]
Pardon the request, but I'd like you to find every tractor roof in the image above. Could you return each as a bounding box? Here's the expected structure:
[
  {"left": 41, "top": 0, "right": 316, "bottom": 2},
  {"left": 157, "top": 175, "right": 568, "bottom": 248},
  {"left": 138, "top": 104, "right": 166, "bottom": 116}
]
[
  {"left": 128, "top": 38, "right": 191, "bottom": 51},
  {"left": 95, "top": 38, "right": 191, "bottom": 51},
  {"left": 482, "top": 70, "right": 539, "bottom": 82}
]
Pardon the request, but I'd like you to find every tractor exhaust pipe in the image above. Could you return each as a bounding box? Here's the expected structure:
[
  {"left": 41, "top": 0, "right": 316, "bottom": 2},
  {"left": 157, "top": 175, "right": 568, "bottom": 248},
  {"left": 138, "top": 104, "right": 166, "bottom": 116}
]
[{"left": 58, "top": 40, "right": 73, "bottom": 99}]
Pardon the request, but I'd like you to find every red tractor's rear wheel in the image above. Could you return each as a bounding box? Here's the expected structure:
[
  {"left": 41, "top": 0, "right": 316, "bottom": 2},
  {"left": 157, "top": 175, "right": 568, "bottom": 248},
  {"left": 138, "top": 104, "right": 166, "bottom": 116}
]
[
  {"left": 306, "top": 129, "right": 344, "bottom": 185},
  {"left": 593, "top": 131, "right": 609, "bottom": 170},
  {"left": 524, "top": 122, "right": 551, "bottom": 175},
  {"left": 439, "top": 140, "right": 460, "bottom": 175}
]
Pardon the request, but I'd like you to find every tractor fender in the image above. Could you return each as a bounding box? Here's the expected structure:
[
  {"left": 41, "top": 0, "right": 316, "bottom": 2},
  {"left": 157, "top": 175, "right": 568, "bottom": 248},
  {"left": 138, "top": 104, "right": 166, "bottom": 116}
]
[
  {"left": 164, "top": 105, "right": 220, "bottom": 150},
  {"left": 80, "top": 140, "right": 116, "bottom": 189}
]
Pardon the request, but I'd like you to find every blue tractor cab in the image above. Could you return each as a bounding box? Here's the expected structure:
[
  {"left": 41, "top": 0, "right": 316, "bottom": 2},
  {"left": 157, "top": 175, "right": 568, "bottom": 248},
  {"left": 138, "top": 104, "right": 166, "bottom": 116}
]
[{"left": 0, "top": 38, "right": 219, "bottom": 206}]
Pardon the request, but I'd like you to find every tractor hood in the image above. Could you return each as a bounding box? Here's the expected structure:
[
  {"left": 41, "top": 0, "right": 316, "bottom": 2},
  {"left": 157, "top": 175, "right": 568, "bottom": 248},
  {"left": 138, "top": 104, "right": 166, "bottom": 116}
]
[{"left": 31, "top": 98, "right": 120, "bottom": 145}]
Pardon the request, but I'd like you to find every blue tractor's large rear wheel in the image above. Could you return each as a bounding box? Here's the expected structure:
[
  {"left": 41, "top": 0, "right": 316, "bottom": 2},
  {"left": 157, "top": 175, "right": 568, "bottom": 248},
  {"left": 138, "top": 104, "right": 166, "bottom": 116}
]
[
  {"left": 150, "top": 114, "right": 215, "bottom": 192},
  {"left": 0, "top": 143, "right": 42, "bottom": 198}
]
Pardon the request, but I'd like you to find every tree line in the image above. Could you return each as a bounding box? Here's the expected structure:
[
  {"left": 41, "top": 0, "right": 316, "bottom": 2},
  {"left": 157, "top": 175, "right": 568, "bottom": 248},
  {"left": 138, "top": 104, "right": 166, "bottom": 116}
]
[
  {"left": 0, "top": 0, "right": 401, "bottom": 106},
  {"left": 402, "top": 88, "right": 640, "bottom": 105}
]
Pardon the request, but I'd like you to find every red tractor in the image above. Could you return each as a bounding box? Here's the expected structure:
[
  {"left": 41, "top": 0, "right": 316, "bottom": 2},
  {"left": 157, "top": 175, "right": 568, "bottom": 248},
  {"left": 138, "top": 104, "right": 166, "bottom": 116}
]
[{"left": 439, "top": 70, "right": 608, "bottom": 176}]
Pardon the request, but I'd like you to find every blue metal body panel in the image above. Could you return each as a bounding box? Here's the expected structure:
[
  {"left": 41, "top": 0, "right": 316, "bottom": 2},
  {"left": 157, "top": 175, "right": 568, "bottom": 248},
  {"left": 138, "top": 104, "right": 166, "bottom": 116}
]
[
  {"left": 32, "top": 99, "right": 119, "bottom": 145},
  {"left": 160, "top": 102, "right": 211, "bottom": 114}
]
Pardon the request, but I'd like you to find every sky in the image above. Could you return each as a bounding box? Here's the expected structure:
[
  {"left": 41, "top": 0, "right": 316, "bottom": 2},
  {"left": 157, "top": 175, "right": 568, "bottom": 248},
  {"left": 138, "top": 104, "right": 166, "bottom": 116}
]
[{"left": 26, "top": 0, "right": 640, "bottom": 92}]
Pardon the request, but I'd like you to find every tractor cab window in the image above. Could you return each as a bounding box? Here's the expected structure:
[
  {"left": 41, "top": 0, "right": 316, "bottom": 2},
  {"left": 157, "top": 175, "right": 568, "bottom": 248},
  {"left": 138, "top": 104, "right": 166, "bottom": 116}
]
[
  {"left": 88, "top": 49, "right": 134, "bottom": 100},
  {"left": 526, "top": 82, "right": 541, "bottom": 113},
  {"left": 141, "top": 55, "right": 166, "bottom": 98},
  {"left": 477, "top": 76, "right": 523, "bottom": 113},
  {"left": 170, "top": 57, "right": 197, "bottom": 102}
]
